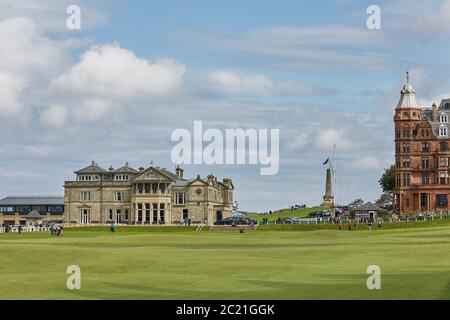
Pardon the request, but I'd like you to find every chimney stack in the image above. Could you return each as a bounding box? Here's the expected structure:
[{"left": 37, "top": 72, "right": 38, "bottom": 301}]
[
  {"left": 176, "top": 165, "right": 184, "bottom": 180},
  {"left": 432, "top": 103, "right": 437, "bottom": 121}
]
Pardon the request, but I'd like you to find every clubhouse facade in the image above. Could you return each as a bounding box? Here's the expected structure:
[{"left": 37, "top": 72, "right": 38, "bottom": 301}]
[{"left": 64, "top": 162, "right": 234, "bottom": 225}]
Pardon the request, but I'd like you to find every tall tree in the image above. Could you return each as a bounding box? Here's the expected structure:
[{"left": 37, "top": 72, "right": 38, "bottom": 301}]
[{"left": 379, "top": 165, "right": 395, "bottom": 193}]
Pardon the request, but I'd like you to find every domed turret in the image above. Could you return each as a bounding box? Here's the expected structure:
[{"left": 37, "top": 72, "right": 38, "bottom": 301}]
[{"left": 396, "top": 71, "right": 419, "bottom": 109}]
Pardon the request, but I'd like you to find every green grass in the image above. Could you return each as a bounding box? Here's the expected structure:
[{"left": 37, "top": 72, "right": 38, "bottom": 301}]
[
  {"left": 0, "top": 225, "right": 449, "bottom": 300},
  {"left": 251, "top": 206, "right": 329, "bottom": 222}
]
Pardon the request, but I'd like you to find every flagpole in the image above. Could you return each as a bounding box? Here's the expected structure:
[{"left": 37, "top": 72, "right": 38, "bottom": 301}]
[{"left": 332, "top": 144, "right": 336, "bottom": 207}]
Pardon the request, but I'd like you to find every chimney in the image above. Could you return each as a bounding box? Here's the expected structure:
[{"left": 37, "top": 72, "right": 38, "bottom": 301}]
[
  {"left": 432, "top": 103, "right": 437, "bottom": 121},
  {"left": 223, "top": 178, "right": 232, "bottom": 187},
  {"left": 176, "top": 165, "right": 184, "bottom": 180},
  {"left": 109, "top": 165, "right": 114, "bottom": 171}
]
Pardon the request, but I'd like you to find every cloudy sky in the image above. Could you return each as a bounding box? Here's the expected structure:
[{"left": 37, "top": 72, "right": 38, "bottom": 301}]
[{"left": 1, "top": 0, "right": 450, "bottom": 211}]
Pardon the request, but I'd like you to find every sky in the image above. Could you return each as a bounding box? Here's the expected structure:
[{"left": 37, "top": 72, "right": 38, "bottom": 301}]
[{"left": 2, "top": 0, "right": 450, "bottom": 212}]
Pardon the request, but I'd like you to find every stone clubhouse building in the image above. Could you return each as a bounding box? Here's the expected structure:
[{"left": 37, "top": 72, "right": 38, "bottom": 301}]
[
  {"left": 394, "top": 72, "right": 450, "bottom": 214},
  {"left": 64, "top": 162, "right": 234, "bottom": 225}
]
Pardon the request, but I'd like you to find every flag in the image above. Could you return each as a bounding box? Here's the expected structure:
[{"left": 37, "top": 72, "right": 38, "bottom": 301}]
[{"left": 323, "top": 158, "right": 329, "bottom": 165}]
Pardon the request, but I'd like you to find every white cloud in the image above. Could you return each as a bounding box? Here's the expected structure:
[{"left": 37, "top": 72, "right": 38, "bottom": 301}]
[
  {"left": 207, "top": 70, "right": 337, "bottom": 97},
  {"left": 40, "top": 104, "right": 68, "bottom": 127},
  {"left": 0, "top": 72, "right": 25, "bottom": 116},
  {"left": 0, "top": 17, "right": 64, "bottom": 74},
  {"left": 351, "top": 155, "right": 382, "bottom": 170},
  {"left": 175, "top": 25, "right": 388, "bottom": 70},
  {"left": 315, "top": 128, "right": 353, "bottom": 151},
  {"left": 0, "top": 17, "right": 65, "bottom": 120},
  {"left": 287, "top": 132, "right": 312, "bottom": 150},
  {"left": 52, "top": 44, "right": 186, "bottom": 99},
  {"left": 208, "top": 71, "right": 273, "bottom": 95}
]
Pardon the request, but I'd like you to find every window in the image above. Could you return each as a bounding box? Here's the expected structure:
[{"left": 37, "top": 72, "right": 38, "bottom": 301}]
[
  {"left": 440, "top": 114, "right": 448, "bottom": 123},
  {"left": 115, "top": 174, "right": 129, "bottom": 181},
  {"left": 77, "top": 175, "right": 99, "bottom": 181},
  {"left": 159, "top": 203, "right": 165, "bottom": 223},
  {"left": 175, "top": 192, "right": 186, "bottom": 205},
  {"left": 116, "top": 209, "right": 122, "bottom": 223},
  {"left": 403, "top": 129, "right": 410, "bottom": 138},
  {"left": 396, "top": 158, "right": 401, "bottom": 168},
  {"left": 436, "top": 194, "right": 448, "bottom": 206},
  {"left": 440, "top": 172, "right": 447, "bottom": 185},
  {"left": 440, "top": 157, "right": 448, "bottom": 167},
  {"left": 109, "top": 209, "right": 113, "bottom": 220},
  {"left": 396, "top": 143, "right": 400, "bottom": 153},
  {"left": 114, "top": 191, "right": 123, "bottom": 202},
  {"left": 137, "top": 203, "right": 143, "bottom": 223},
  {"left": 421, "top": 142, "right": 429, "bottom": 152},
  {"left": 403, "top": 143, "right": 411, "bottom": 152},
  {"left": 125, "top": 209, "right": 129, "bottom": 221},
  {"left": 0, "top": 206, "right": 14, "bottom": 213},
  {"left": 402, "top": 158, "right": 410, "bottom": 168},
  {"left": 421, "top": 194, "right": 428, "bottom": 207},
  {"left": 80, "top": 191, "right": 91, "bottom": 202},
  {"left": 396, "top": 130, "right": 401, "bottom": 138},
  {"left": 152, "top": 203, "right": 158, "bottom": 224},
  {"left": 421, "top": 172, "right": 429, "bottom": 185},
  {"left": 439, "top": 126, "right": 448, "bottom": 137},
  {"left": 402, "top": 173, "right": 410, "bottom": 187},
  {"left": 441, "top": 142, "right": 448, "bottom": 152},
  {"left": 422, "top": 157, "right": 429, "bottom": 169},
  {"left": 145, "top": 203, "right": 151, "bottom": 223}
]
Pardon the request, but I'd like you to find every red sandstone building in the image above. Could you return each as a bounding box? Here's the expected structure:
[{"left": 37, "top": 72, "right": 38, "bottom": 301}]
[{"left": 394, "top": 73, "right": 450, "bottom": 214}]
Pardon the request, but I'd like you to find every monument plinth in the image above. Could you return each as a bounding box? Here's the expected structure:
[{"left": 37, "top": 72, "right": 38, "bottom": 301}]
[{"left": 321, "top": 168, "right": 335, "bottom": 207}]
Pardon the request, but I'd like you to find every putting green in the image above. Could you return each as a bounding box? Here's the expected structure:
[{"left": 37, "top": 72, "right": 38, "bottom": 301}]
[{"left": 0, "top": 226, "right": 449, "bottom": 300}]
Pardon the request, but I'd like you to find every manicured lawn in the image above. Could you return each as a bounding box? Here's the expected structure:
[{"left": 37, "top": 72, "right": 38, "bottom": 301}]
[{"left": 0, "top": 225, "right": 449, "bottom": 299}]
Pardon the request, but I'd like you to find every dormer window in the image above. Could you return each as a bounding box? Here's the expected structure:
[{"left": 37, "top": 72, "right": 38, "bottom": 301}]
[
  {"left": 440, "top": 113, "right": 448, "bottom": 123},
  {"left": 77, "top": 175, "right": 99, "bottom": 181},
  {"left": 439, "top": 125, "right": 448, "bottom": 137},
  {"left": 115, "top": 174, "right": 129, "bottom": 181}
]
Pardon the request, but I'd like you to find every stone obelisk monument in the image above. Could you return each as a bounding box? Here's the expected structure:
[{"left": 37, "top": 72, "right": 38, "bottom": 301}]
[{"left": 321, "top": 167, "right": 335, "bottom": 207}]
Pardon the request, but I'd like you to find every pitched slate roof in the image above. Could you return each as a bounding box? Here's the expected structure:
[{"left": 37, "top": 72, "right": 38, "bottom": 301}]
[
  {"left": 75, "top": 161, "right": 107, "bottom": 174},
  {"left": 153, "top": 167, "right": 177, "bottom": 180},
  {"left": 354, "top": 202, "right": 385, "bottom": 212},
  {"left": 0, "top": 196, "right": 64, "bottom": 206},
  {"left": 27, "top": 210, "right": 43, "bottom": 218},
  {"left": 113, "top": 162, "right": 138, "bottom": 174}
]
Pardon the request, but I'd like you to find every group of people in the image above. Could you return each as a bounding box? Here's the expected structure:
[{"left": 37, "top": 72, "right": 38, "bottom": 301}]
[
  {"left": 49, "top": 224, "right": 64, "bottom": 236},
  {"left": 337, "top": 219, "right": 382, "bottom": 231}
]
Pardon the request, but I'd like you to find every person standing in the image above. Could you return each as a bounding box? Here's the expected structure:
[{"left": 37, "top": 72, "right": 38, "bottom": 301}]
[
  {"left": 110, "top": 222, "right": 115, "bottom": 233},
  {"left": 18, "top": 225, "right": 22, "bottom": 235}
]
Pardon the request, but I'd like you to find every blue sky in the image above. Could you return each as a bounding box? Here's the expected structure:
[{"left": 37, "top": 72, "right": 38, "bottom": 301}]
[{"left": 2, "top": 0, "right": 450, "bottom": 211}]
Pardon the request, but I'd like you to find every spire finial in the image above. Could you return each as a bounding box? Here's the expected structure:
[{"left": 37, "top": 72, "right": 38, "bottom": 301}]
[{"left": 406, "top": 70, "right": 410, "bottom": 84}]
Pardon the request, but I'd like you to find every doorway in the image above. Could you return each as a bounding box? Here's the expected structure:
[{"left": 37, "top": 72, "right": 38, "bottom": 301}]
[
  {"left": 80, "top": 209, "right": 90, "bottom": 224},
  {"left": 216, "top": 210, "right": 223, "bottom": 222}
]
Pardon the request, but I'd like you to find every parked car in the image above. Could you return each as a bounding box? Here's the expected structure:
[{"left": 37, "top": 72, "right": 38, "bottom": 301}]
[{"left": 213, "top": 216, "right": 257, "bottom": 226}]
